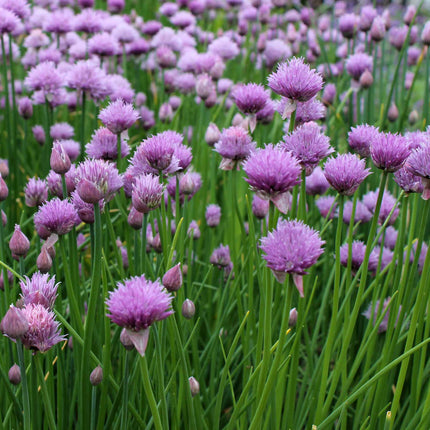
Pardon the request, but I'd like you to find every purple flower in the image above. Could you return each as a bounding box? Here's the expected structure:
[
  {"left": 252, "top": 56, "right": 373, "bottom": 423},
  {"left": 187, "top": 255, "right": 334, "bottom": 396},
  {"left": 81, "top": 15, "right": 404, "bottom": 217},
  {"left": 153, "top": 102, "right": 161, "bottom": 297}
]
[
  {"left": 405, "top": 144, "right": 430, "bottom": 199},
  {"left": 71, "top": 191, "right": 105, "bottom": 224},
  {"left": 232, "top": 83, "right": 269, "bottom": 115},
  {"left": 20, "top": 272, "right": 58, "bottom": 309},
  {"left": 282, "top": 122, "right": 333, "bottom": 174},
  {"left": 88, "top": 33, "right": 120, "bottom": 57},
  {"left": 208, "top": 36, "right": 239, "bottom": 60},
  {"left": 47, "top": 167, "right": 77, "bottom": 198},
  {"left": 205, "top": 204, "right": 221, "bottom": 227},
  {"left": 60, "top": 139, "right": 81, "bottom": 162},
  {"left": 252, "top": 194, "right": 270, "bottom": 219},
  {"left": 306, "top": 166, "right": 330, "bottom": 195},
  {"left": 21, "top": 304, "right": 65, "bottom": 352},
  {"left": 166, "top": 171, "right": 202, "bottom": 203},
  {"left": 339, "top": 13, "right": 358, "bottom": 39},
  {"left": 369, "top": 246, "right": 394, "bottom": 274},
  {"left": 348, "top": 124, "right": 379, "bottom": 158},
  {"left": 379, "top": 226, "right": 398, "bottom": 250},
  {"left": 210, "top": 244, "right": 231, "bottom": 268},
  {"left": 86, "top": 127, "right": 130, "bottom": 161},
  {"left": 363, "top": 189, "right": 400, "bottom": 225},
  {"left": 324, "top": 153, "right": 371, "bottom": 196},
  {"left": 363, "top": 297, "right": 400, "bottom": 333},
  {"left": 18, "top": 97, "right": 33, "bottom": 119},
  {"left": 371, "top": 132, "right": 410, "bottom": 172},
  {"left": 106, "top": 275, "right": 173, "bottom": 355},
  {"left": 260, "top": 219, "right": 325, "bottom": 292},
  {"left": 99, "top": 99, "right": 139, "bottom": 135},
  {"left": 34, "top": 198, "right": 78, "bottom": 236},
  {"left": 50, "top": 123, "right": 74, "bottom": 140},
  {"left": 75, "top": 159, "right": 123, "bottom": 204},
  {"left": 24, "top": 62, "right": 64, "bottom": 101},
  {"left": 342, "top": 200, "right": 372, "bottom": 225},
  {"left": 294, "top": 98, "right": 326, "bottom": 125},
  {"left": 243, "top": 144, "right": 301, "bottom": 213},
  {"left": 130, "top": 131, "right": 185, "bottom": 176},
  {"left": 32, "top": 125, "right": 46, "bottom": 145},
  {"left": 0, "top": 7, "right": 20, "bottom": 34},
  {"left": 132, "top": 174, "right": 163, "bottom": 214},
  {"left": 214, "top": 126, "right": 256, "bottom": 170},
  {"left": 345, "top": 53, "right": 373, "bottom": 81},
  {"left": 268, "top": 57, "right": 323, "bottom": 102},
  {"left": 24, "top": 177, "right": 48, "bottom": 207},
  {"left": 339, "top": 240, "right": 367, "bottom": 271}
]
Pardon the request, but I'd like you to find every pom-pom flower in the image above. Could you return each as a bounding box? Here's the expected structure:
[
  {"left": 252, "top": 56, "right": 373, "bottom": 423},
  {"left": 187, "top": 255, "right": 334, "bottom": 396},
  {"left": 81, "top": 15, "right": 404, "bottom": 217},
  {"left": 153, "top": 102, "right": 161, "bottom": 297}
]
[
  {"left": 20, "top": 272, "right": 59, "bottom": 309},
  {"left": 243, "top": 144, "right": 301, "bottom": 213},
  {"left": 348, "top": 124, "right": 379, "bottom": 158},
  {"left": 370, "top": 132, "right": 411, "bottom": 172},
  {"left": 106, "top": 274, "right": 173, "bottom": 356},
  {"left": 260, "top": 219, "right": 325, "bottom": 295},
  {"left": 132, "top": 174, "right": 163, "bottom": 214},
  {"left": 34, "top": 198, "right": 78, "bottom": 236},
  {"left": 98, "top": 99, "right": 140, "bottom": 135},
  {"left": 405, "top": 144, "right": 430, "bottom": 199},
  {"left": 324, "top": 153, "right": 371, "bottom": 196}
]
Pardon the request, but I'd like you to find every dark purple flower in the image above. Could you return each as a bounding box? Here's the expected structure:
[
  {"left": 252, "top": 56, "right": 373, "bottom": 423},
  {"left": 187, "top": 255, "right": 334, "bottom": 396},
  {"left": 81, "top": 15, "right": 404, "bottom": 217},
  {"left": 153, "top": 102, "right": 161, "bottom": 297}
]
[
  {"left": 34, "top": 198, "right": 78, "bottom": 236},
  {"left": 348, "top": 124, "right": 379, "bottom": 158},
  {"left": 324, "top": 154, "right": 371, "bottom": 196},
  {"left": 282, "top": 122, "right": 333, "bottom": 174},
  {"left": 21, "top": 304, "right": 65, "bottom": 352},
  {"left": 260, "top": 219, "right": 325, "bottom": 292},
  {"left": 243, "top": 144, "right": 300, "bottom": 213},
  {"left": 20, "top": 272, "right": 58, "bottom": 309},
  {"left": 9, "top": 225, "right": 30, "bottom": 257},
  {"left": 371, "top": 132, "right": 410, "bottom": 172},
  {"left": 75, "top": 159, "right": 123, "bottom": 204},
  {"left": 98, "top": 99, "right": 139, "bottom": 134},
  {"left": 214, "top": 126, "right": 256, "bottom": 170},
  {"left": 106, "top": 275, "right": 173, "bottom": 356},
  {"left": 268, "top": 57, "right": 323, "bottom": 102}
]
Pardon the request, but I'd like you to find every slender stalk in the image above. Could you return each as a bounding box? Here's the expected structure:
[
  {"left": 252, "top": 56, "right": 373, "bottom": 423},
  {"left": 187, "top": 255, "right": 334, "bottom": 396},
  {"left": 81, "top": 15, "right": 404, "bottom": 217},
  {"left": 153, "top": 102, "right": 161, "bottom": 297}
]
[
  {"left": 121, "top": 352, "right": 129, "bottom": 429},
  {"left": 140, "top": 355, "right": 163, "bottom": 430},
  {"left": 16, "top": 341, "right": 30, "bottom": 430}
]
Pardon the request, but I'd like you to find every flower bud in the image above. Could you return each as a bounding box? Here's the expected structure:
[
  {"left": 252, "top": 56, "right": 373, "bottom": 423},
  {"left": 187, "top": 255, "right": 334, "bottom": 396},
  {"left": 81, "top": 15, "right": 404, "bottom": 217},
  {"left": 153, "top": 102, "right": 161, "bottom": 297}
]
[
  {"left": 18, "top": 97, "right": 33, "bottom": 120},
  {"left": 409, "top": 109, "right": 419, "bottom": 125},
  {"left": 0, "top": 159, "right": 9, "bottom": 179},
  {"left": 8, "top": 364, "right": 21, "bottom": 385},
  {"left": 32, "top": 125, "right": 46, "bottom": 146},
  {"left": 1, "top": 210, "right": 6, "bottom": 227},
  {"left": 9, "top": 225, "right": 30, "bottom": 257},
  {"left": 388, "top": 103, "right": 399, "bottom": 122},
  {"left": 77, "top": 178, "right": 104, "bottom": 204},
  {"left": 205, "top": 122, "right": 220, "bottom": 147},
  {"left": 359, "top": 70, "right": 373, "bottom": 89},
  {"left": 289, "top": 308, "right": 298, "bottom": 326},
  {"left": 162, "top": 263, "right": 182, "bottom": 292},
  {"left": 0, "top": 306, "right": 28, "bottom": 339},
  {"left": 37, "top": 247, "right": 53, "bottom": 273},
  {"left": 182, "top": 299, "right": 195, "bottom": 319},
  {"left": 195, "top": 74, "right": 214, "bottom": 100},
  {"left": 0, "top": 175, "right": 8, "bottom": 201},
  {"left": 120, "top": 328, "right": 135, "bottom": 350},
  {"left": 127, "top": 206, "right": 143, "bottom": 230},
  {"left": 159, "top": 103, "right": 173, "bottom": 123},
  {"left": 422, "top": 22, "right": 430, "bottom": 45},
  {"left": 188, "top": 376, "right": 200, "bottom": 397},
  {"left": 90, "top": 366, "right": 103, "bottom": 386},
  {"left": 50, "top": 141, "right": 71, "bottom": 174}
]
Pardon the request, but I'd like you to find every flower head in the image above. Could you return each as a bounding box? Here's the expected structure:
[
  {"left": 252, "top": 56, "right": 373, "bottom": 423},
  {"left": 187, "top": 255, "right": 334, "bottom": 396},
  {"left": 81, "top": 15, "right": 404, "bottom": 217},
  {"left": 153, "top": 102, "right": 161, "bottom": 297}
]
[
  {"left": 214, "top": 126, "right": 256, "bottom": 170},
  {"left": 86, "top": 127, "right": 130, "bottom": 161},
  {"left": 306, "top": 166, "right": 330, "bottom": 195},
  {"left": 75, "top": 159, "right": 123, "bottom": 204},
  {"left": 210, "top": 244, "right": 231, "bottom": 268},
  {"left": 345, "top": 53, "right": 373, "bottom": 81},
  {"left": 132, "top": 174, "right": 163, "bottom": 213},
  {"left": 20, "top": 272, "right": 58, "bottom": 309},
  {"left": 34, "top": 198, "right": 78, "bottom": 236},
  {"left": 24, "top": 178, "right": 48, "bottom": 207},
  {"left": 324, "top": 153, "right": 371, "bottom": 195},
  {"left": 362, "top": 297, "right": 400, "bottom": 333},
  {"left": 20, "top": 304, "right": 65, "bottom": 352},
  {"left": 370, "top": 132, "right": 410, "bottom": 172},
  {"left": 339, "top": 240, "right": 368, "bottom": 271},
  {"left": 232, "top": 83, "right": 269, "bottom": 115},
  {"left": 268, "top": 57, "right": 323, "bottom": 102},
  {"left": 205, "top": 204, "right": 221, "bottom": 227},
  {"left": 98, "top": 99, "right": 139, "bottom": 134},
  {"left": 282, "top": 123, "right": 333, "bottom": 174},
  {"left": 348, "top": 124, "right": 379, "bottom": 158},
  {"left": 260, "top": 219, "right": 325, "bottom": 291}
]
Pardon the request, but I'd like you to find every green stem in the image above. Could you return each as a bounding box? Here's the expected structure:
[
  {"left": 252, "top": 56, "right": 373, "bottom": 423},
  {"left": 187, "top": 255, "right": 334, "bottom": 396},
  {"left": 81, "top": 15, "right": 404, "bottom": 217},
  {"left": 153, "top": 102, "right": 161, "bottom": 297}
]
[
  {"left": 16, "top": 340, "right": 30, "bottom": 430},
  {"left": 140, "top": 355, "right": 163, "bottom": 430},
  {"left": 121, "top": 352, "right": 129, "bottom": 429},
  {"left": 35, "top": 354, "right": 57, "bottom": 430}
]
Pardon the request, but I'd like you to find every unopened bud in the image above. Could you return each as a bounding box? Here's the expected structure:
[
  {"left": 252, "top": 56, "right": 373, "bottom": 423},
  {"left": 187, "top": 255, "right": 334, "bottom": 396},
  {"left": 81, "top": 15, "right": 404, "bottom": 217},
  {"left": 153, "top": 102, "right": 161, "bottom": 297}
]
[
  {"left": 0, "top": 175, "right": 8, "bottom": 201},
  {"left": 90, "top": 366, "right": 103, "bottom": 386},
  {"left": 409, "top": 109, "right": 419, "bottom": 125},
  {"left": 0, "top": 160, "right": 8, "bottom": 179},
  {"left": 50, "top": 141, "right": 71, "bottom": 174},
  {"left": 289, "top": 308, "right": 298, "bottom": 326},
  {"left": 0, "top": 306, "right": 29, "bottom": 339},
  {"left": 188, "top": 376, "right": 200, "bottom": 397},
  {"left": 9, "top": 225, "right": 30, "bottom": 257},
  {"left": 37, "top": 247, "right": 53, "bottom": 273},
  {"left": 388, "top": 103, "right": 399, "bottom": 122},
  {"left": 162, "top": 263, "right": 183, "bottom": 292},
  {"left": 205, "top": 122, "right": 220, "bottom": 147},
  {"left": 18, "top": 97, "right": 33, "bottom": 120},
  {"left": 128, "top": 206, "right": 143, "bottom": 230},
  {"left": 120, "top": 328, "right": 135, "bottom": 350},
  {"left": 8, "top": 364, "right": 21, "bottom": 385},
  {"left": 182, "top": 299, "right": 195, "bottom": 319},
  {"left": 359, "top": 70, "right": 373, "bottom": 89}
]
